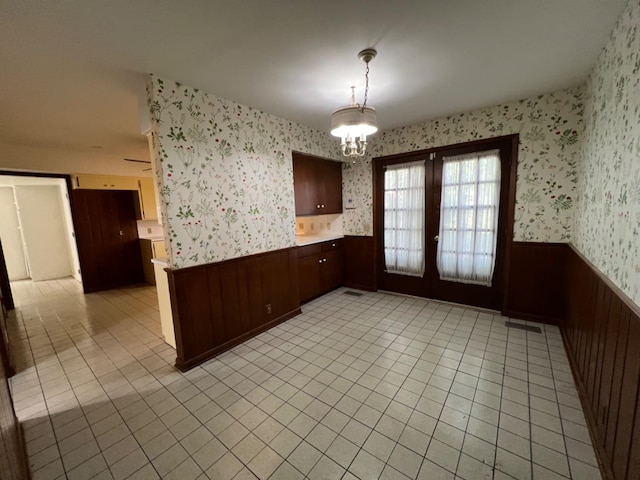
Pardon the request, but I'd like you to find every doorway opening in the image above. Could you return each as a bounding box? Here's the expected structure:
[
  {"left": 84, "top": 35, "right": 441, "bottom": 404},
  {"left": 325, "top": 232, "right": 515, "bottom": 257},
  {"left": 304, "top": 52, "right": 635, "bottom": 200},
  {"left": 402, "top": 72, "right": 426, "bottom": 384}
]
[
  {"left": 374, "top": 135, "right": 518, "bottom": 311},
  {"left": 0, "top": 173, "right": 81, "bottom": 295}
]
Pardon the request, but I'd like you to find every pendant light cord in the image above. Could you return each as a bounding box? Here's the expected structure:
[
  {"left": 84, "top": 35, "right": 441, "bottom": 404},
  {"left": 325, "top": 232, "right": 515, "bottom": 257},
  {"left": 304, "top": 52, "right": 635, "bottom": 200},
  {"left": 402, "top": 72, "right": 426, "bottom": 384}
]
[{"left": 362, "top": 61, "right": 370, "bottom": 112}]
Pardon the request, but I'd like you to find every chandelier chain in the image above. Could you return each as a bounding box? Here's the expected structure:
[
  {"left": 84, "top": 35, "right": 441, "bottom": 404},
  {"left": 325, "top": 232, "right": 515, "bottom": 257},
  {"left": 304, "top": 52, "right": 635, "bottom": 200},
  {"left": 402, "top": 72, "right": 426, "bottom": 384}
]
[{"left": 362, "top": 61, "right": 370, "bottom": 112}]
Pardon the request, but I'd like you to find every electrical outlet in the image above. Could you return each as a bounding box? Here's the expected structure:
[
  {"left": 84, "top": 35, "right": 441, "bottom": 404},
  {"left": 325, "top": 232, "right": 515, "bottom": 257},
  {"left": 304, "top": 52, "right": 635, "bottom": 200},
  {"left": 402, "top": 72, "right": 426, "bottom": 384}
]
[
  {"left": 266, "top": 304, "right": 272, "bottom": 314},
  {"left": 147, "top": 227, "right": 152, "bottom": 234},
  {"left": 310, "top": 223, "right": 315, "bottom": 231},
  {"left": 326, "top": 222, "right": 331, "bottom": 230}
]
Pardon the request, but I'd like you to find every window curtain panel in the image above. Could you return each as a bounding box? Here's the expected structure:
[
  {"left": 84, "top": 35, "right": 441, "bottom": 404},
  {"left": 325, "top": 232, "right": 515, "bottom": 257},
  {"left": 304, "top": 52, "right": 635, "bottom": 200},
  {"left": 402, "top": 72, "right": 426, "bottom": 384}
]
[
  {"left": 384, "top": 160, "right": 426, "bottom": 277},
  {"left": 436, "top": 150, "right": 501, "bottom": 286}
]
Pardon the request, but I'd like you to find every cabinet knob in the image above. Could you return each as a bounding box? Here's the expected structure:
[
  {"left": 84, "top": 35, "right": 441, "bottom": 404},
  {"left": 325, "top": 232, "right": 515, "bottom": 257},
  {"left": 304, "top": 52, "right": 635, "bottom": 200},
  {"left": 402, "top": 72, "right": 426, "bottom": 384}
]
[
  {"left": 316, "top": 204, "right": 320, "bottom": 208},
  {"left": 332, "top": 243, "right": 335, "bottom": 247},
  {"left": 321, "top": 204, "right": 325, "bottom": 208},
  {"left": 318, "top": 259, "right": 322, "bottom": 264}
]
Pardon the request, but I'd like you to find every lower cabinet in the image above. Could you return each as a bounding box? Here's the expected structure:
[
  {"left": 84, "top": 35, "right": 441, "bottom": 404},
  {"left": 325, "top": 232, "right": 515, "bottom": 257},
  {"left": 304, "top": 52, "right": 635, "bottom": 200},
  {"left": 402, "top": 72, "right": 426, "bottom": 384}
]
[
  {"left": 297, "top": 239, "right": 344, "bottom": 303},
  {"left": 140, "top": 239, "right": 166, "bottom": 285}
]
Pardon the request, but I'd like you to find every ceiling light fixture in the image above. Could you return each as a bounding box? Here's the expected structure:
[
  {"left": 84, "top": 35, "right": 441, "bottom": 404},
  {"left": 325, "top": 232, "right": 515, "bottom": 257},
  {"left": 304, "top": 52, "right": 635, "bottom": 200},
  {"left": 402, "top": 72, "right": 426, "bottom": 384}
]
[{"left": 330, "top": 48, "right": 378, "bottom": 159}]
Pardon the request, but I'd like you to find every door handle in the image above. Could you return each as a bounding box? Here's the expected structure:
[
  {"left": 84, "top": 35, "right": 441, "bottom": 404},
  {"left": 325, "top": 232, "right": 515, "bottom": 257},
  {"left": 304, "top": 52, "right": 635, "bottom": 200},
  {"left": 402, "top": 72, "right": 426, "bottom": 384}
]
[{"left": 433, "top": 235, "right": 439, "bottom": 242}]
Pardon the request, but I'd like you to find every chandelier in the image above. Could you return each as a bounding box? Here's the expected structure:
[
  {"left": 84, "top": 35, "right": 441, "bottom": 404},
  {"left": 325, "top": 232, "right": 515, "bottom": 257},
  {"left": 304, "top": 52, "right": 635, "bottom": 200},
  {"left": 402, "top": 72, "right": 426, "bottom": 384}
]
[{"left": 330, "top": 48, "right": 378, "bottom": 158}]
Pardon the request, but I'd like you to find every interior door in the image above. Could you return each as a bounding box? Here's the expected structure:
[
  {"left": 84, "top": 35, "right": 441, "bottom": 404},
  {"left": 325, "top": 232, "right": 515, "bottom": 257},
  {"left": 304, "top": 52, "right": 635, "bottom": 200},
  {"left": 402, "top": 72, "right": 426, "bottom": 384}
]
[
  {"left": 14, "top": 185, "right": 73, "bottom": 281},
  {"left": 375, "top": 135, "right": 516, "bottom": 310},
  {"left": 0, "top": 187, "right": 29, "bottom": 281}
]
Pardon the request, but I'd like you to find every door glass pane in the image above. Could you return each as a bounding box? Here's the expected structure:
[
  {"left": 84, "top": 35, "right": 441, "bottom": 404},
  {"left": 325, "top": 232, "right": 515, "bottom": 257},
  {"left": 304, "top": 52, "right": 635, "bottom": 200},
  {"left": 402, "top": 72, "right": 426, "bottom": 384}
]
[
  {"left": 383, "top": 160, "right": 426, "bottom": 277},
  {"left": 436, "top": 150, "right": 501, "bottom": 286}
]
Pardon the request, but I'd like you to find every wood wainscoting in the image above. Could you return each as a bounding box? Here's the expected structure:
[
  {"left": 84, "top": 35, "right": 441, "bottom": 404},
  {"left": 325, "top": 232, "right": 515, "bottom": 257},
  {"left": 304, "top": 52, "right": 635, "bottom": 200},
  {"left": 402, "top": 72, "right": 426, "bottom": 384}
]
[
  {"left": 343, "top": 236, "right": 376, "bottom": 291},
  {"left": 166, "top": 247, "right": 301, "bottom": 371},
  {"left": 563, "top": 245, "right": 640, "bottom": 480},
  {"left": 505, "top": 242, "right": 568, "bottom": 324}
]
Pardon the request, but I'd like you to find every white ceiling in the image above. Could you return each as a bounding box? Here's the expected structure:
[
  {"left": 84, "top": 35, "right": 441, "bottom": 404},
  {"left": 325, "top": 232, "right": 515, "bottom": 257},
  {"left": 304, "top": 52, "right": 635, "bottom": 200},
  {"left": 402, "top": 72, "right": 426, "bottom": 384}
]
[{"left": 0, "top": 0, "right": 627, "bottom": 168}]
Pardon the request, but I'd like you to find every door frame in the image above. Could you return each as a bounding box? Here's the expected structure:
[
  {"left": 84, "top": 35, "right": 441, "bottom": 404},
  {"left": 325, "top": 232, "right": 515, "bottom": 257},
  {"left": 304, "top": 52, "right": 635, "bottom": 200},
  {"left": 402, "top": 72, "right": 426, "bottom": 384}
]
[
  {"left": 372, "top": 134, "right": 519, "bottom": 313},
  {"left": 0, "top": 171, "right": 78, "bottom": 303}
]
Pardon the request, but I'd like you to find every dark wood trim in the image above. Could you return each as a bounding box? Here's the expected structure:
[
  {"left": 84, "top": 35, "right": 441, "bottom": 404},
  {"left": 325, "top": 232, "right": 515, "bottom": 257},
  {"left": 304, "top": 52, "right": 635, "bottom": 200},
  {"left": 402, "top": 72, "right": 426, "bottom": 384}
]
[
  {"left": 372, "top": 134, "right": 518, "bottom": 311},
  {"left": 567, "top": 245, "right": 640, "bottom": 317},
  {"left": 561, "top": 328, "right": 615, "bottom": 480},
  {"left": 0, "top": 240, "right": 13, "bottom": 311},
  {"left": 504, "top": 242, "right": 568, "bottom": 325},
  {"left": 562, "top": 243, "right": 640, "bottom": 480},
  {"left": 174, "top": 307, "right": 301, "bottom": 371},
  {"left": 501, "top": 136, "right": 520, "bottom": 313},
  {"left": 165, "top": 245, "right": 295, "bottom": 275},
  {"left": 343, "top": 236, "right": 376, "bottom": 291},
  {"left": 167, "top": 246, "right": 301, "bottom": 370}
]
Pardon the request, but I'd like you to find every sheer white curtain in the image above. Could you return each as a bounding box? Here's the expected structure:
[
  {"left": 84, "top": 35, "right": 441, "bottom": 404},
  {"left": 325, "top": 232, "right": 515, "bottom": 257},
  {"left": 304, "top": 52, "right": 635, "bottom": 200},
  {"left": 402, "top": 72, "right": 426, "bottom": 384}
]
[
  {"left": 384, "top": 160, "right": 426, "bottom": 277},
  {"left": 436, "top": 150, "right": 501, "bottom": 286}
]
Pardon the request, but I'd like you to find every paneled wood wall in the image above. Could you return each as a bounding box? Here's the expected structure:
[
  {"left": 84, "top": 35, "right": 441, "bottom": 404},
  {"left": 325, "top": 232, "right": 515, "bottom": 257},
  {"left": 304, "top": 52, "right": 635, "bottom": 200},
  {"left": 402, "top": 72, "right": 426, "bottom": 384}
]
[
  {"left": 563, "top": 245, "right": 640, "bottom": 480},
  {"left": 166, "top": 247, "right": 301, "bottom": 371},
  {"left": 505, "top": 242, "right": 568, "bottom": 324},
  {"left": 343, "top": 236, "right": 376, "bottom": 291}
]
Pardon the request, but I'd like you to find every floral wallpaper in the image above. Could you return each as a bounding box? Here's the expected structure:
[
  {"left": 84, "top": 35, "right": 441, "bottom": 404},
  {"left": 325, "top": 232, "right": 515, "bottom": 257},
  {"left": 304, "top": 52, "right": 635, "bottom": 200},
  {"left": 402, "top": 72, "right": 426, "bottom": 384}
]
[
  {"left": 573, "top": 0, "right": 640, "bottom": 306},
  {"left": 343, "top": 87, "right": 585, "bottom": 239},
  {"left": 146, "top": 75, "right": 340, "bottom": 268},
  {"left": 342, "top": 152, "right": 375, "bottom": 237}
]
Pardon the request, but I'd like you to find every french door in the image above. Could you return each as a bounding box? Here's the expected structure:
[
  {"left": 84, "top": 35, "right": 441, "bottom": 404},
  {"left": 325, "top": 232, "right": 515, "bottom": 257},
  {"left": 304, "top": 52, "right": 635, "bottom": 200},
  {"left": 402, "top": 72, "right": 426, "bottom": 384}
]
[{"left": 374, "top": 135, "right": 517, "bottom": 310}]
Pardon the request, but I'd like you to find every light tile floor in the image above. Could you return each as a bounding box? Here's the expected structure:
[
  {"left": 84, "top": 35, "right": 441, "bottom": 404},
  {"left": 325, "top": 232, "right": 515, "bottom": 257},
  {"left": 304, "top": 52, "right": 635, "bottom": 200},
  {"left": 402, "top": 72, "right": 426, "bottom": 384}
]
[{"left": 7, "top": 278, "right": 602, "bottom": 480}]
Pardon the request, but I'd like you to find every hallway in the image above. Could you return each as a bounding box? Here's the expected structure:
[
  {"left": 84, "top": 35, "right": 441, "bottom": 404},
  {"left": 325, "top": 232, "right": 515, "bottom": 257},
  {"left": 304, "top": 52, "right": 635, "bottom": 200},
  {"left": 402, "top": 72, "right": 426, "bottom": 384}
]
[{"left": 7, "top": 279, "right": 601, "bottom": 479}]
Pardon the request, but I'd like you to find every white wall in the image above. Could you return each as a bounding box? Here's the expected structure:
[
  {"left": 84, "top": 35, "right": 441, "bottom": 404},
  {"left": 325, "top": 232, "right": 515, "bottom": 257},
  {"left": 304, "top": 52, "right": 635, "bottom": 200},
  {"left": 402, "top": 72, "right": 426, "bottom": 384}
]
[
  {"left": 0, "top": 176, "right": 81, "bottom": 282},
  {"left": 0, "top": 187, "right": 29, "bottom": 280},
  {"left": 14, "top": 185, "right": 73, "bottom": 281},
  {"left": 573, "top": 0, "right": 640, "bottom": 307}
]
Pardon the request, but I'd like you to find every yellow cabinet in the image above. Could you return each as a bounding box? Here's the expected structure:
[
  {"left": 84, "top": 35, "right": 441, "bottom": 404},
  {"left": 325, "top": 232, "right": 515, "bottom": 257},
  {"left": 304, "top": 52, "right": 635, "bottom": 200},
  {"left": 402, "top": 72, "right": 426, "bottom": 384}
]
[
  {"left": 140, "top": 239, "right": 166, "bottom": 285},
  {"left": 152, "top": 240, "right": 166, "bottom": 259},
  {"left": 137, "top": 178, "right": 158, "bottom": 221},
  {"left": 72, "top": 174, "right": 139, "bottom": 191}
]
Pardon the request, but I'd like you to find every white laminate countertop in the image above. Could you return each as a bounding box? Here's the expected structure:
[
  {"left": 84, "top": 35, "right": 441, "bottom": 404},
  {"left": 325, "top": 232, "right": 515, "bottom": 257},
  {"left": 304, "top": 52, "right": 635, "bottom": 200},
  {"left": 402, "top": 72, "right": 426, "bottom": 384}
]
[
  {"left": 295, "top": 234, "right": 344, "bottom": 246},
  {"left": 151, "top": 257, "right": 169, "bottom": 267},
  {"left": 139, "top": 236, "right": 165, "bottom": 242}
]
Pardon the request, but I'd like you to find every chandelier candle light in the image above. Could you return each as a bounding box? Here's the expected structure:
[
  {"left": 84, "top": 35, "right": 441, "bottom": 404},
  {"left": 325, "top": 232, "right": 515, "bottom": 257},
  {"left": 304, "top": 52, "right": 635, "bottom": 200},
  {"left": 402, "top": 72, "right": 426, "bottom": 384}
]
[{"left": 330, "top": 48, "right": 378, "bottom": 158}]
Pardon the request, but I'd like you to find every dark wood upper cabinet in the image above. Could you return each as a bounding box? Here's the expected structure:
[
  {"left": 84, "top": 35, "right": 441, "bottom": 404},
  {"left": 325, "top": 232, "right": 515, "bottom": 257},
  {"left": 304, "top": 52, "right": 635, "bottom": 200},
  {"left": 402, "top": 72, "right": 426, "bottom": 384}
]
[{"left": 292, "top": 152, "right": 343, "bottom": 215}]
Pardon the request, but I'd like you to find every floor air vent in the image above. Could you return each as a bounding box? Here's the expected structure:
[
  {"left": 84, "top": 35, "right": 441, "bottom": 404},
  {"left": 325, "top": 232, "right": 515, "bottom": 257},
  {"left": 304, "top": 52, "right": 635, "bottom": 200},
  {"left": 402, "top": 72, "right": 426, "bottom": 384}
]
[
  {"left": 505, "top": 321, "right": 542, "bottom": 334},
  {"left": 343, "top": 291, "right": 364, "bottom": 297}
]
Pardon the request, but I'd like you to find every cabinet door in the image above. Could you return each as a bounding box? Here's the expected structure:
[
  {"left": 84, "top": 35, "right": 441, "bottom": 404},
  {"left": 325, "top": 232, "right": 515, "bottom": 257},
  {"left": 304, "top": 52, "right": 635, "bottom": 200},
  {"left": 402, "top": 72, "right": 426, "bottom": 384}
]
[
  {"left": 293, "top": 154, "right": 318, "bottom": 216},
  {"left": 298, "top": 254, "right": 321, "bottom": 303},
  {"left": 138, "top": 178, "right": 158, "bottom": 220},
  {"left": 319, "top": 160, "right": 343, "bottom": 214},
  {"left": 152, "top": 241, "right": 166, "bottom": 259},
  {"left": 321, "top": 249, "right": 344, "bottom": 292},
  {"left": 71, "top": 190, "right": 144, "bottom": 293}
]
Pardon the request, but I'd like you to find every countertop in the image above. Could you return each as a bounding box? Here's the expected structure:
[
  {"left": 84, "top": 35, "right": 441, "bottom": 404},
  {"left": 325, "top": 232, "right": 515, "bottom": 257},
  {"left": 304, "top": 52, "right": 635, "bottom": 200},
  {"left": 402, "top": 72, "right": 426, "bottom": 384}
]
[
  {"left": 151, "top": 257, "right": 169, "bottom": 267},
  {"left": 295, "top": 234, "right": 344, "bottom": 246},
  {"left": 139, "top": 235, "right": 165, "bottom": 242}
]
